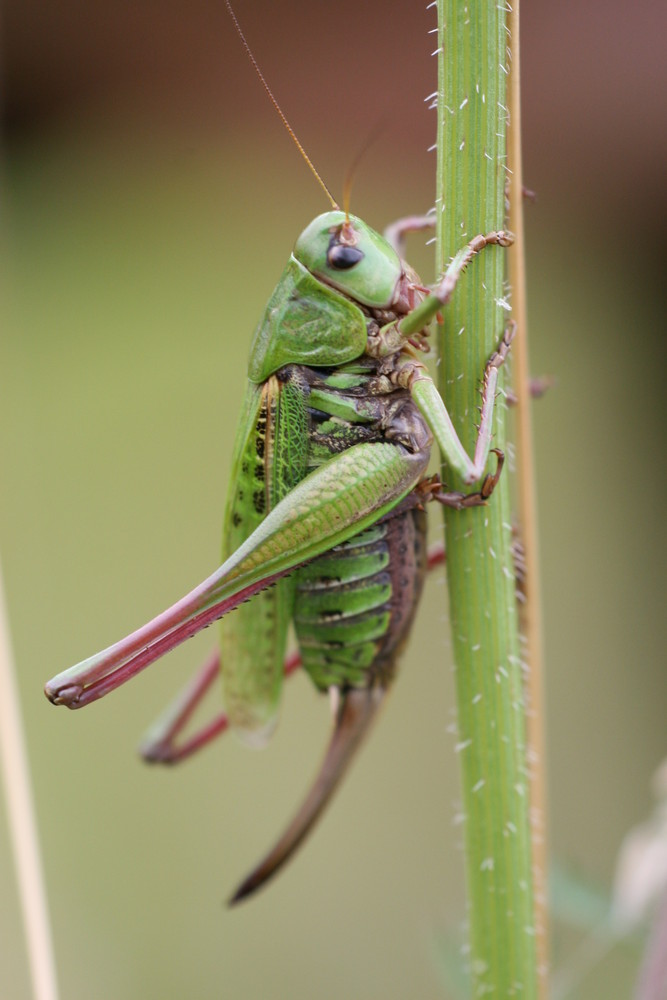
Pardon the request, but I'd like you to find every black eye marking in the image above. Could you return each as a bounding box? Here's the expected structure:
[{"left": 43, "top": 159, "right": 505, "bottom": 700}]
[{"left": 327, "top": 243, "right": 365, "bottom": 270}]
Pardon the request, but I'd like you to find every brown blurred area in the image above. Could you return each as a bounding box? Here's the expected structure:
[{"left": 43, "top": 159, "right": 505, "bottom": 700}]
[
  {"left": 2, "top": 3, "right": 667, "bottom": 999},
  {"left": 3, "top": 2, "right": 435, "bottom": 145},
  {"left": 4, "top": 0, "right": 667, "bottom": 214}
]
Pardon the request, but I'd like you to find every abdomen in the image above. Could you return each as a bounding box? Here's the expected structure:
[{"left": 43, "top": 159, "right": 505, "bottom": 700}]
[{"left": 293, "top": 506, "right": 428, "bottom": 692}]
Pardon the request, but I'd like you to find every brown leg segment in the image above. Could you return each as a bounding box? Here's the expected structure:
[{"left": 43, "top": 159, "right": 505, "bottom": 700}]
[
  {"left": 139, "top": 649, "right": 302, "bottom": 765},
  {"left": 139, "top": 545, "right": 447, "bottom": 765}
]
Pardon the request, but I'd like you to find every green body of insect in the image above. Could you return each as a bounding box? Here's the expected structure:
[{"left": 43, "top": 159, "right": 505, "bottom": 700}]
[
  {"left": 221, "top": 212, "right": 435, "bottom": 745},
  {"left": 45, "top": 209, "right": 513, "bottom": 901}
]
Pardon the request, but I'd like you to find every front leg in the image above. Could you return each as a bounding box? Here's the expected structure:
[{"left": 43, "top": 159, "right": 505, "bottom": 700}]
[
  {"left": 408, "top": 323, "right": 514, "bottom": 484},
  {"left": 377, "top": 322, "right": 514, "bottom": 486},
  {"left": 371, "top": 231, "right": 514, "bottom": 485},
  {"left": 396, "top": 230, "right": 514, "bottom": 341}
]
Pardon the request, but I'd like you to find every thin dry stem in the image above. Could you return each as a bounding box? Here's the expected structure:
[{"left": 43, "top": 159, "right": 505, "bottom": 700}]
[
  {"left": 507, "top": 1, "right": 549, "bottom": 992},
  {"left": 0, "top": 565, "right": 60, "bottom": 1000}
]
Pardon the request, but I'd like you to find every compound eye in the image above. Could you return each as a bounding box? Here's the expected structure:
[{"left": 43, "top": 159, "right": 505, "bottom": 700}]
[{"left": 327, "top": 243, "right": 365, "bottom": 270}]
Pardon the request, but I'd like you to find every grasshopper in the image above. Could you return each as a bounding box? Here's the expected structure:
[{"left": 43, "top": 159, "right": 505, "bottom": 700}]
[{"left": 45, "top": 4, "right": 514, "bottom": 903}]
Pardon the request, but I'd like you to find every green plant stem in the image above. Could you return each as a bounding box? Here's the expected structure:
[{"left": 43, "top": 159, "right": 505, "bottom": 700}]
[{"left": 435, "top": 1, "right": 538, "bottom": 995}]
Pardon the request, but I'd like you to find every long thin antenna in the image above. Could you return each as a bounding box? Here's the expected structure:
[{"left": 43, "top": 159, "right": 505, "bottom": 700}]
[
  {"left": 226, "top": 1, "right": 338, "bottom": 210},
  {"left": 342, "top": 122, "right": 386, "bottom": 221}
]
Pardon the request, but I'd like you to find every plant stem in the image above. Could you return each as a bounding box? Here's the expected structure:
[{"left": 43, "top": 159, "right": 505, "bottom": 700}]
[
  {"left": 0, "top": 563, "right": 60, "bottom": 1000},
  {"left": 435, "top": 1, "right": 538, "bottom": 995}
]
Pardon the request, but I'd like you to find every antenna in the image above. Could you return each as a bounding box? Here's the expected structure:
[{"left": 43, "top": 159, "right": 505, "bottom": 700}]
[
  {"left": 226, "top": 1, "right": 339, "bottom": 210},
  {"left": 342, "top": 122, "right": 386, "bottom": 221}
]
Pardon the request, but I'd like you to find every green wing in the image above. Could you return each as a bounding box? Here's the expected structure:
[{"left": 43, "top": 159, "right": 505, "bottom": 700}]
[{"left": 220, "top": 374, "right": 309, "bottom": 745}]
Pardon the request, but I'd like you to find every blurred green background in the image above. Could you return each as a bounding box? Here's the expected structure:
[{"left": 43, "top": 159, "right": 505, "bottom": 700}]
[{"left": 2, "top": 2, "right": 666, "bottom": 997}]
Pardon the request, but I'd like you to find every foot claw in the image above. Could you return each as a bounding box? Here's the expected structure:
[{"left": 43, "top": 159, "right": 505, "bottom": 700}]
[
  {"left": 480, "top": 449, "right": 505, "bottom": 500},
  {"left": 44, "top": 683, "right": 83, "bottom": 707},
  {"left": 424, "top": 449, "right": 505, "bottom": 510}
]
